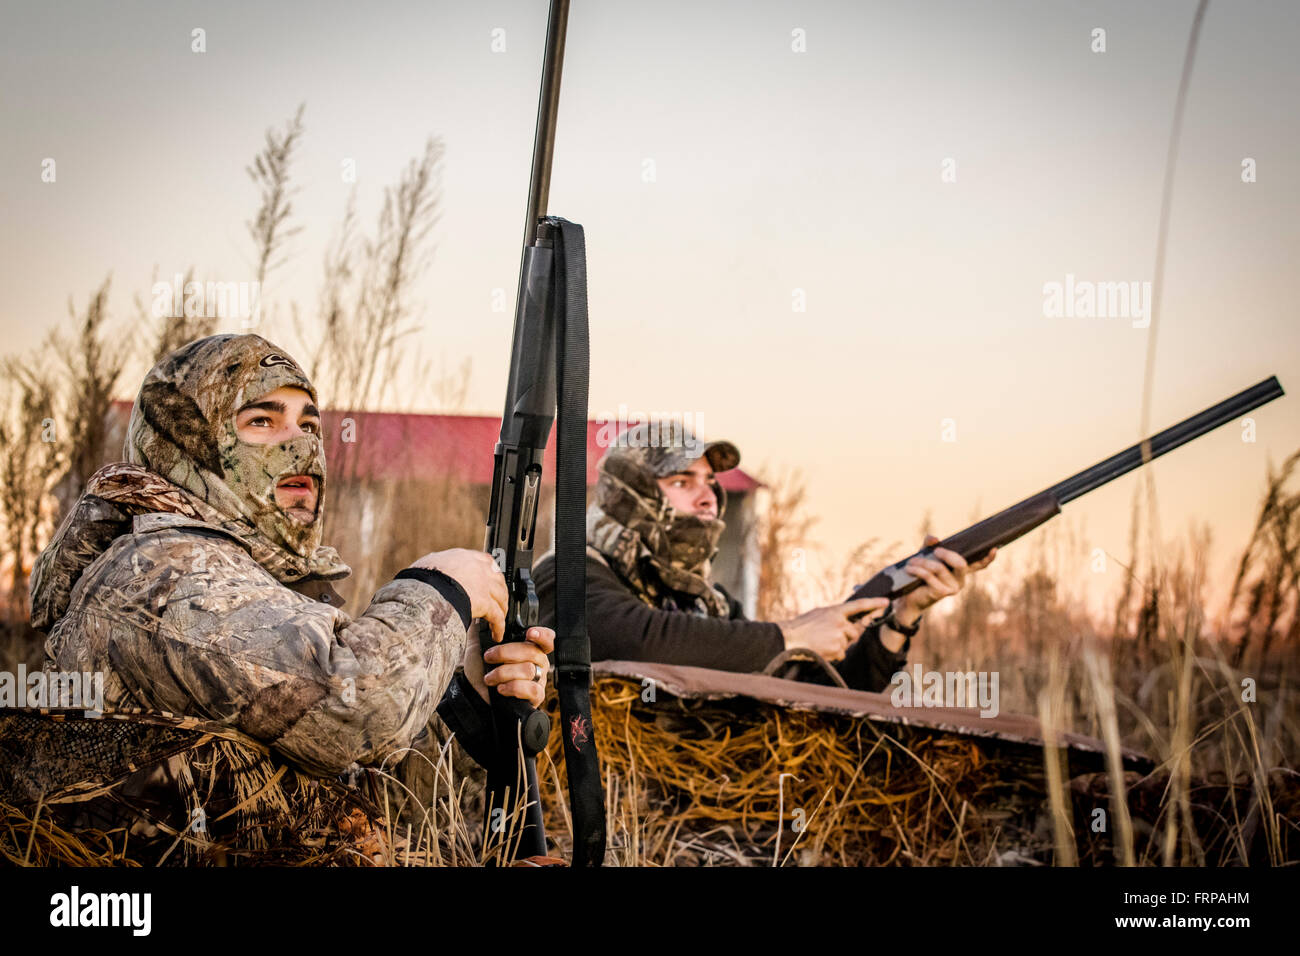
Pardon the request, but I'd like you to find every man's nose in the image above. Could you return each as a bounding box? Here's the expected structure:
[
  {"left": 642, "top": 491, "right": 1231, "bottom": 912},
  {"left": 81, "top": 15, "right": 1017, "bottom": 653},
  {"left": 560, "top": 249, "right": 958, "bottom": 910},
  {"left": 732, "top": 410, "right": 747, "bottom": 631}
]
[{"left": 695, "top": 485, "right": 717, "bottom": 514}]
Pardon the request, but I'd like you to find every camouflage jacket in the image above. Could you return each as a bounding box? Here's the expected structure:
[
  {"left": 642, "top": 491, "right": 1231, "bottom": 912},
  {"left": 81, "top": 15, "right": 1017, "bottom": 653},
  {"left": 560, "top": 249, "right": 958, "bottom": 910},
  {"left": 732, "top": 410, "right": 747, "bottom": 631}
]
[
  {"left": 7, "top": 334, "right": 494, "bottom": 861},
  {"left": 42, "top": 509, "right": 469, "bottom": 779}
]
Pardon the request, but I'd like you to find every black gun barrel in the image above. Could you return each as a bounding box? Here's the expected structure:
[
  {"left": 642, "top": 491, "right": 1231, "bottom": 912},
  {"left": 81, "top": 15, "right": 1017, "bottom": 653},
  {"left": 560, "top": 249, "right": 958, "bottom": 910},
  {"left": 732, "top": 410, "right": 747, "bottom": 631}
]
[
  {"left": 523, "top": 0, "right": 569, "bottom": 244},
  {"left": 1048, "top": 376, "right": 1284, "bottom": 505}
]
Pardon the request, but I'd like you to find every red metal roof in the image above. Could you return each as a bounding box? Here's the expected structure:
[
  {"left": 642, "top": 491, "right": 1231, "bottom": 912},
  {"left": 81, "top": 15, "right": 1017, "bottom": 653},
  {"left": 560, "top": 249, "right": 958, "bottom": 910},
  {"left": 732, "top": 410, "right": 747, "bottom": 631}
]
[
  {"left": 109, "top": 401, "right": 760, "bottom": 491},
  {"left": 321, "top": 410, "right": 760, "bottom": 491}
]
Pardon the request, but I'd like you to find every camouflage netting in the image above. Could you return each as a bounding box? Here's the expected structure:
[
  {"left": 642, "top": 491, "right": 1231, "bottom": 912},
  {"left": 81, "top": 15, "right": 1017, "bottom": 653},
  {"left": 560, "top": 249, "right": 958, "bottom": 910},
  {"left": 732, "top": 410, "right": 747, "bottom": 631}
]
[{"left": 0, "top": 708, "right": 478, "bottom": 866}]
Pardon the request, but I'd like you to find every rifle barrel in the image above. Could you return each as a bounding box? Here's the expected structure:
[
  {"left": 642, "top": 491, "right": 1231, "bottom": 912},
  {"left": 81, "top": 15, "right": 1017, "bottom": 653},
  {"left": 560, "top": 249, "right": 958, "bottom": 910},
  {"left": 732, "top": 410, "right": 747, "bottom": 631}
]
[{"left": 1047, "top": 376, "right": 1284, "bottom": 505}]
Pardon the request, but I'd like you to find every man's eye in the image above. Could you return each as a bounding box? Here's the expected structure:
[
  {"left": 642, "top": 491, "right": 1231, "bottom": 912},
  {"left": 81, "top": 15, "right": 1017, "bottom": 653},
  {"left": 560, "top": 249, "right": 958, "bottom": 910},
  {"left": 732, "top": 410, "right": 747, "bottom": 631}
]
[
  {"left": 301, "top": 421, "right": 320, "bottom": 435},
  {"left": 247, "top": 416, "right": 271, "bottom": 427}
]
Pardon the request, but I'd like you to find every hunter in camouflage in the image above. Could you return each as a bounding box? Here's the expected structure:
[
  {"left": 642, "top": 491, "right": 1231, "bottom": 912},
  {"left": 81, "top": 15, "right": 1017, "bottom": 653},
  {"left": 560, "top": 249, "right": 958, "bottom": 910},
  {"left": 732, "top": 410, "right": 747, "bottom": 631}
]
[
  {"left": 582, "top": 428, "right": 741, "bottom": 618},
  {"left": 10, "top": 333, "right": 551, "bottom": 860},
  {"left": 535, "top": 421, "right": 997, "bottom": 691}
]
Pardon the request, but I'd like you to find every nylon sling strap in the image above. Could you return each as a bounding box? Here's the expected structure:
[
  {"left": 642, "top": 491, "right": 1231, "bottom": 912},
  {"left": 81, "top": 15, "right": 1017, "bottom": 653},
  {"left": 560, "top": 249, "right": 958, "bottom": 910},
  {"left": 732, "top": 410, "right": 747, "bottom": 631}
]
[{"left": 549, "top": 215, "right": 607, "bottom": 867}]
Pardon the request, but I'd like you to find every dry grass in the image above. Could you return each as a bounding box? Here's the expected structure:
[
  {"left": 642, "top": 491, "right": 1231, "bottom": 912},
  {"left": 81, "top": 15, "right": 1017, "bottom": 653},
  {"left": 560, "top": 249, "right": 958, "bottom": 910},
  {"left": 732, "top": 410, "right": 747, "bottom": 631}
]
[{"left": 537, "top": 676, "right": 1057, "bottom": 866}]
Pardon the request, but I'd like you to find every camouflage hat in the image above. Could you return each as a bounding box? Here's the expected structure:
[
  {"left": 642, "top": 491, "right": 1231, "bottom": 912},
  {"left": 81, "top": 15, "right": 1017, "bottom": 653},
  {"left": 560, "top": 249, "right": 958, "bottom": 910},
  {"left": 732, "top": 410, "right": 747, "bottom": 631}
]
[{"left": 604, "top": 422, "right": 740, "bottom": 477}]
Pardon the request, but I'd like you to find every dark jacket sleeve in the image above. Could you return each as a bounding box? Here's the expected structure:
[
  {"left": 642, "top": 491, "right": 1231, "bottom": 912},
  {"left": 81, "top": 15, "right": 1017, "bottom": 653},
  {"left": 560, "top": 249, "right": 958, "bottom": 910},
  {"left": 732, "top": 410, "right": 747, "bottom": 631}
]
[
  {"left": 535, "top": 554, "right": 785, "bottom": 674},
  {"left": 835, "top": 621, "right": 911, "bottom": 693},
  {"left": 434, "top": 670, "right": 494, "bottom": 768}
]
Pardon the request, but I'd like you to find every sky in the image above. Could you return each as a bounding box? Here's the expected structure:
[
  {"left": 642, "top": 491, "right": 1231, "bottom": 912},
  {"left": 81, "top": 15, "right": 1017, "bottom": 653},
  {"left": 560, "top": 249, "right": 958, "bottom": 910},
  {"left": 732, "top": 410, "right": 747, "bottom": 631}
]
[{"left": 2, "top": 0, "right": 1297, "bottom": 620}]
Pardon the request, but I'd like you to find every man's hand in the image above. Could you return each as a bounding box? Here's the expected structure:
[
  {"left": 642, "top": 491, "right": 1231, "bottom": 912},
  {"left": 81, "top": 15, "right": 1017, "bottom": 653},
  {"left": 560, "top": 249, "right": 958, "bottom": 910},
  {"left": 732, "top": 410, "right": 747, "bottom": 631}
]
[
  {"left": 408, "top": 548, "right": 508, "bottom": 642},
  {"left": 462, "top": 626, "right": 555, "bottom": 708},
  {"left": 894, "top": 535, "right": 998, "bottom": 627},
  {"left": 778, "top": 597, "right": 890, "bottom": 661}
]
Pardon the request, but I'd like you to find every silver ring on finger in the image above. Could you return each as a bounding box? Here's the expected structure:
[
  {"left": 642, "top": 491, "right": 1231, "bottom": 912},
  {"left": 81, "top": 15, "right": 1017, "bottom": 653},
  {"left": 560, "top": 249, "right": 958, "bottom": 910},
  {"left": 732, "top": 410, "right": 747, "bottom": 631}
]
[{"left": 532, "top": 663, "right": 544, "bottom": 683}]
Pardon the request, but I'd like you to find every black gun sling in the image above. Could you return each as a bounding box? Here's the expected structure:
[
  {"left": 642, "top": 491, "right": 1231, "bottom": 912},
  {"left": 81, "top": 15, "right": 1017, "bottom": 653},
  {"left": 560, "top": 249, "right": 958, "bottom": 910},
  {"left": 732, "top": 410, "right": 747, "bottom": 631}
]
[{"left": 549, "top": 216, "right": 607, "bottom": 868}]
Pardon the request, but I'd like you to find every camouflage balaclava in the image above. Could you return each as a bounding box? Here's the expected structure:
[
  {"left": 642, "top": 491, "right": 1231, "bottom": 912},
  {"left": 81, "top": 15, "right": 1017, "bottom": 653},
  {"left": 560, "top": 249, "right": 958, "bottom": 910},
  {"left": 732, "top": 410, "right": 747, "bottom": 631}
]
[
  {"left": 123, "top": 333, "right": 348, "bottom": 582},
  {"left": 588, "top": 423, "right": 740, "bottom": 617}
]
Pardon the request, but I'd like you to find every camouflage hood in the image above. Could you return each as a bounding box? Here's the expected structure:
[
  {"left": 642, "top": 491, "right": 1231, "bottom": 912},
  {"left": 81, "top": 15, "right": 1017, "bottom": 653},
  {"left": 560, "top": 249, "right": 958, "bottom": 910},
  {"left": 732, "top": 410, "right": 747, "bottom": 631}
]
[
  {"left": 588, "top": 444, "right": 731, "bottom": 618},
  {"left": 31, "top": 334, "right": 349, "bottom": 631}
]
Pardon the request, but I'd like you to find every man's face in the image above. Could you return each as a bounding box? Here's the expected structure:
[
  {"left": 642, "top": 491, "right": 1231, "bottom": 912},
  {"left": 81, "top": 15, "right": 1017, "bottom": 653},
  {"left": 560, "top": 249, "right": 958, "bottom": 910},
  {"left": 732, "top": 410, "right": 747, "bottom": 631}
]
[
  {"left": 656, "top": 456, "right": 718, "bottom": 519},
  {"left": 234, "top": 385, "right": 321, "bottom": 524}
]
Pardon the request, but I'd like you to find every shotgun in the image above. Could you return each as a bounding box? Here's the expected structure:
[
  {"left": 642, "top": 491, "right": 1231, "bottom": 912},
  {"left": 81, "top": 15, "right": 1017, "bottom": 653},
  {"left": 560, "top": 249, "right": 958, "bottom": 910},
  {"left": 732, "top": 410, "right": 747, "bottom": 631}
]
[
  {"left": 477, "top": 0, "right": 606, "bottom": 867},
  {"left": 849, "top": 376, "right": 1285, "bottom": 607}
]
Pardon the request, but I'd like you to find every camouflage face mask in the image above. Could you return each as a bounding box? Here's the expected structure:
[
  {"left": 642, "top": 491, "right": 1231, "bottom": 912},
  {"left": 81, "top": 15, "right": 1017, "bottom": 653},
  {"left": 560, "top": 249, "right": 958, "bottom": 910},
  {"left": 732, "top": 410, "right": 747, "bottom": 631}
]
[
  {"left": 588, "top": 452, "right": 731, "bottom": 617},
  {"left": 216, "top": 420, "right": 327, "bottom": 559},
  {"left": 597, "top": 454, "right": 726, "bottom": 573},
  {"left": 122, "top": 333, "right": 348, "bottom": 582},
  {"left": 660, "top": 509, "right": 726, "bottom": 573}
]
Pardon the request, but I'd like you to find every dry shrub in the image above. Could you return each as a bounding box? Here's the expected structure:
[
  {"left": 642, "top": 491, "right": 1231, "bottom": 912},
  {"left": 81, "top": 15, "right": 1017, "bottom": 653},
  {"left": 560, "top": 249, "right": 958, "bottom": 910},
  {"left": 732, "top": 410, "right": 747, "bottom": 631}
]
[{"left": 0, "top": 363, "right": 62, "bottom": 632}]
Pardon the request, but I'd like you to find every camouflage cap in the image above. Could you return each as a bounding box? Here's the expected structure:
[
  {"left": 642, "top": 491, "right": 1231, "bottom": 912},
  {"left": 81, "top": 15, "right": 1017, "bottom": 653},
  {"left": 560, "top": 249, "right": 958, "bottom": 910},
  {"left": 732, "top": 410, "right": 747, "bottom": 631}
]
[{"left": 604, "top": 421, "right": 740, "bottom": 477}]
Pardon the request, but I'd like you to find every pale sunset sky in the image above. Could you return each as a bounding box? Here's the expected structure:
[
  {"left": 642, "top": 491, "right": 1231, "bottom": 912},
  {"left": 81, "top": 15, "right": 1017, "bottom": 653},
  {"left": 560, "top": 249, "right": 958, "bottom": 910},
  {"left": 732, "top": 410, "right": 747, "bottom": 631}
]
[{"left": 2, "top": 0, "right": 1297, "bottom": 619}]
